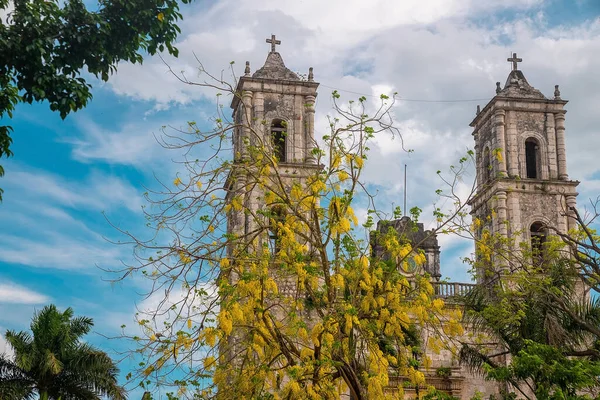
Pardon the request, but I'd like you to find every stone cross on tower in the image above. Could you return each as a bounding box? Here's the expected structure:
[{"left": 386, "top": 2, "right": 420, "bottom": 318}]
[
  {"left": 507, "top": 52, "right": 523, "bottom": 71},
  {"left": 266, "top": 34, "right": 281, "bottom": 53}
]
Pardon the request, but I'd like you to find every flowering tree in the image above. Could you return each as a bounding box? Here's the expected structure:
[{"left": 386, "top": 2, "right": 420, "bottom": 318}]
[{"left": 111, "top": 66, "right": 470, "bottom": 399}]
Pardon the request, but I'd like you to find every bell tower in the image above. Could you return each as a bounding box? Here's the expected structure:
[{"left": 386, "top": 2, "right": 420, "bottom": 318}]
[
  {"left": 469, "top": 54, "right": 579, "bottom": 266},
  {"left": 227, "top": 35, "right": 320, "bottom": 258}
]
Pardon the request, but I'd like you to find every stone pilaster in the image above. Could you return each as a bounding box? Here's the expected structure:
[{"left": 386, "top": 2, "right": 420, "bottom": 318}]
[
  {"left": 556, "top": 194, "right": 568, "bottom": 234},
  {"left": 474, "top": 140, "right": 482, "bottom": 188},
  {"left": 506, "top": 110, "right": 519, "bottom": 178},
  {"left": 496, "top": 191, "right": 508, "bottom": 238},
  {"left": 545, "top": 112, "right": 557, "bottom": 180},
  {"left": 566, "top": 195, "right": 577, "bottom": 232},
  {"left": 305, "top": 95, "right": 316, "bottom": 164},
  {"left": 507, "top": 192, "right": 522, "bottom": 244},
  {"left": 253, "top": 91, "right": 265, "bottom": 144},
  {"left": 555, "top": 112, "right": 568, "bottom": 180},
  {"left": 241, "top": 91, "right": 253, "bottom": 160},
  {"left": 493, "top": 109, "right": 507, "bottom": 176}
]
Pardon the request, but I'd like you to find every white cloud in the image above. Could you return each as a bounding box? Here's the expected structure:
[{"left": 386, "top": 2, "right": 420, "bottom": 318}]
[
  {"left": 0, "top": 164, "right": 142, "bottom": 271},
  {"left": 55, "top": 1, "right": 600, "bottom": 284},
  {"left": 3, "top": 166, "right": 143, "bottom": 213},
  {"left": 68, "top": 119, "right": 161, "bottom": 166},
  {"left": 103, "top": 0, "right": 547, "bottom": 107},
  {"left": 0, "top": 233, "right": 123, "bottom": 270},
  {"left": 0, "top": 281, "right": 50, "bottom": 304},
  {"left": 67, "top": 109, "right": 219, "bottom": 173},
  {"left": 100, "top": 282, "right": 219, "bottom": 337}
]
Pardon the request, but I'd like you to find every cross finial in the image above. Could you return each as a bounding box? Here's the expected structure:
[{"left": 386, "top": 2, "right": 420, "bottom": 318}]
[
  {"left": 266, "top": 34, "right": 281, "bottom": 53},
  {"left": 507, "top": 52, "right": 523, "bottom": 71}
]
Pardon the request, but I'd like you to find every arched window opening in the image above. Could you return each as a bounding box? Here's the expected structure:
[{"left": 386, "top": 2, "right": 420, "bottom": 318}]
[
  {"left": 483, "top": 147, "right": 492, "bottom": 182},
  {"left": 525, "top": 138, "right": 539, "bottom": 179},
  {"left": 530, "top": 221, "right": 547, "bottom": 259},
  {"left": 271, "top": 119, "right": 287, "bottom": 162}
]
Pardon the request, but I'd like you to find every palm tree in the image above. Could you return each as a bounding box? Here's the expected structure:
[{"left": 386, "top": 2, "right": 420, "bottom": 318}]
[{"left": 0, "top": 304, "right": 127, "bottom": 400}]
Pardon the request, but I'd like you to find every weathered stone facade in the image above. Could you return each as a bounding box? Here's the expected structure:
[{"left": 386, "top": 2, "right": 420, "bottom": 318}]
[
  {"left": 227, "top": 46, "right": 319, "bottom": 243},
  {"left": 371, "top": 217, "right": 441, "bottom": 280},
  {"left": 469, "top": 61, "right": 579, "bottom": 248},
  {"left": 361, "top": 55, "right": 581, "bottom": 398},
  {"left": 225, "top": 45, "right": 581, "bottom": 398}
]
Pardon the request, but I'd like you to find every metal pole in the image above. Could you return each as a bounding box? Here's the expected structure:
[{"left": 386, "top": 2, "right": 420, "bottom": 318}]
[{"left": 404, "top": 164, "right": 407, "bottom": 217}]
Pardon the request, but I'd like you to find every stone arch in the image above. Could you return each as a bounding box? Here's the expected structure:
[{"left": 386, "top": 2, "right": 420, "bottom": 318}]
[
  {"left": 270, "top": 118, "right": 288, "bottom": 162},
  {"left": 523, "top": 214, "right": 552, "bottom": 256},
  {"left": 521, "top": 132, "right": 548, "bottom": 180},
  {"left": 529, "top": 220, "right": 548, "bottom": 259}
]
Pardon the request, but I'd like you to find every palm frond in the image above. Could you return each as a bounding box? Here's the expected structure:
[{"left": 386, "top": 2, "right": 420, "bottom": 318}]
[
  {"left": 2, "top": 304, "right": 126, "bottom": 400},
  {"left": 0, "top": 355, "right": 36, "bottom": 400},
  {"left": 458, "top": 344, "right": 494, "bottom": 376},
  {"left": 64, "top": 345, "right": 126, "bottom": 400},
  {"left": 68, "top": 316, "right": 94, "bottom": 339}
]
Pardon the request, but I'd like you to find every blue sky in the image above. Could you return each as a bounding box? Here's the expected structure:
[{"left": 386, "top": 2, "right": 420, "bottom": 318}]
[{"left": 1, "top": 0, "right": 600, "bottom": 398}]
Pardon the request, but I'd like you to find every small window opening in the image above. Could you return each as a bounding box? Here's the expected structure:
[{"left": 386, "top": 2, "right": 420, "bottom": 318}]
[
  {"left": 268, "top": 207, "right": 285, "bottom": 256},
  {"left": 525, "top": 139, "right": 539, "bottom": 179},
  {"left": 530, "top": 221, "right": 547, "bottom": 258},
  {"left": 271, "top": 120, "right": 287, "bottom": 162}
]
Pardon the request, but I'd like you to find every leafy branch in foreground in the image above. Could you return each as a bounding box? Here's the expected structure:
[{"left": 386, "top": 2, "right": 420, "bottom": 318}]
[
  {"left": 107, "top": 63, "right": 474, "bottom": 399},
  {"left": 0, "top": 0, "right": 193, "bottom": 200}
]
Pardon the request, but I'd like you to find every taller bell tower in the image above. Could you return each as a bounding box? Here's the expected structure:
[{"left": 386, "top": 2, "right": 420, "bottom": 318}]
[
  {"left": 220, "top": 37, "right": 321, "bottom": 393},
  {"left": 469, "top": 54, "right": 579, "bottom": 267},
  {"left": 227, "top": 35, "right": 320, "bottom": 260}
]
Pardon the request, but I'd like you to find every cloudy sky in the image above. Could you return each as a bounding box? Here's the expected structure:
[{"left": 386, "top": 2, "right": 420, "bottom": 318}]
[{"left": 1, "top": 0, "right": 599, "bottom": 395}]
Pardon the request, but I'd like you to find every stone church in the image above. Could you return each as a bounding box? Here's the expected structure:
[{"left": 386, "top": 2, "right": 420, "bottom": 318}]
[{"left": 225, "top": 36, "right": 579, "bottom": 399}]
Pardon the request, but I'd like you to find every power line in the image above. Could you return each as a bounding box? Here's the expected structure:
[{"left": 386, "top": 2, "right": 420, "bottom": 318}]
[{"left": 319, "top": 83, "right": 491, "bottom": 103}]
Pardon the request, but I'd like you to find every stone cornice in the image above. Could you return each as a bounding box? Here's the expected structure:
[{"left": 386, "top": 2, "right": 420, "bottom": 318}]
[
  {"left": 231, "top": 77, "right": 319, "bottom": 110},
  {"left": 468, "top": 178, "right": 579, "bottom": 212},
  {"left": 470, "top": 96, "right": 568, "bottom": 129}
]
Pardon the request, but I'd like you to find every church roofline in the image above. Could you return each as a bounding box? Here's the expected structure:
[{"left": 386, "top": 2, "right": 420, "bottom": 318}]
[
  {"left": 230, "top": 76, "right": 319, "bottom": 110},
  {"left": 230, "top": 35, "right": 319, "bottom": 111},
  {"left": 469, "top": 95, "right": 568, "bottom": 127},
  {"left": 471, "top": 54, "right": 568, "bottom": 127}
]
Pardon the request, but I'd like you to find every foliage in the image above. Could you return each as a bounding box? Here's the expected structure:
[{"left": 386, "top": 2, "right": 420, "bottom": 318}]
[
  {"left": 422, "top": 388, "right": 459, "bottom": 400},
  {"left": 456, "top": 217, "right": 600, "bottom": 399},
  {"left": 554, "top": 200, "right": 600, "bottom": 296},
  {"left": 486, "top": 341, "right": 600, "bottom": 400},
  {"left": 110, "top": 66, "right": 472, "bottom": 399},
  {"left": 0, "top": 0, "right": 192, "bottom": 200},
  {"left": 434, "top": 366, "right": 451, "bottom": 379},
  {"left": 0, "top": 304, "right": 126, "bottom": 400}
]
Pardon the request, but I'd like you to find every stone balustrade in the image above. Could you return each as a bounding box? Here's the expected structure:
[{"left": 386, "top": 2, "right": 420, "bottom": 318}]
[{"left": 432, "top": 281, "right": 476, "bottom": 298}]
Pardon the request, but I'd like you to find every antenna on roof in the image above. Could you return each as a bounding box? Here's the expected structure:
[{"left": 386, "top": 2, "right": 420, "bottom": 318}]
[{"left": 404, "top": 164, "right": 407, "bottom": 217}]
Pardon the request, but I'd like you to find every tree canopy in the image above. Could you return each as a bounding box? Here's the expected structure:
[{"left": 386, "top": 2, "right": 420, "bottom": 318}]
[
  {"left": 108, "top": 67, "right": 472, "bottom": 399},
  {"left": 0, "top": 304, "right": 127, "bottom": 400},
  {"left": 453, "top": 206, "right": 600, "bottom": 399},
  {"left": 0, "top": 0, "right": 192, "bottom": 199}
]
